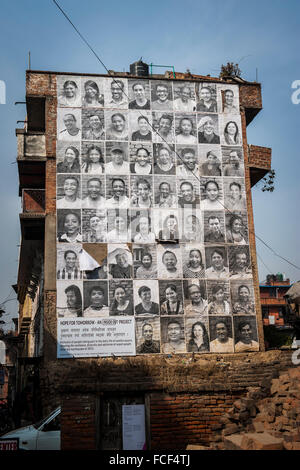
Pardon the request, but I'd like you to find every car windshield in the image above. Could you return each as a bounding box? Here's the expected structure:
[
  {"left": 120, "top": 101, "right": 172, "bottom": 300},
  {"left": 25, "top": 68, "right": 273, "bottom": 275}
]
[{"left": 33, "top": 407, "right": 60, "bottom": 429}]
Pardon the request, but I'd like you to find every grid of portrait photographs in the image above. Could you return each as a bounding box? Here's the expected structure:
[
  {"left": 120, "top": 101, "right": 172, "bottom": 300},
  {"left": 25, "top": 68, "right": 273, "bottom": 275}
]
[{"left": 56, "top": 75, "right": 259, "bottom": 355}]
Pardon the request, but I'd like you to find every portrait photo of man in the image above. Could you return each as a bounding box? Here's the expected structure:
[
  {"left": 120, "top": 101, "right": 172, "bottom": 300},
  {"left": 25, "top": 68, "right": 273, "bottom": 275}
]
[
  {"left": 223, "top": 149, "right": 243, "bottom": 177},
  {"left": 134, "top": 282, "right": 160, "bottom": 316},
  {"left": 161, "top": 319, "right": 185, "bottom": 354},
  {"left": 106, "top": 145, "right": 129, "bottom": 174},
  {"left": 173, "top": 85, "right": 196, "bottom": 112},
  {"left": 209, "top": 318, "right": 234, "bottom": 353},
  {"left": 153, "top": 113, "right": 174, "bottom": 143},
  {"left": 204, "top": 214, "right": 225, "bottom": 243},
  {"left": 108, "top": 246, "right": 133, "bottom": 279},
  {"left": 234, "top": 319, "right": 259, "bottom": 352},
  {"left": 56, "top": 175, "right": 81, "bottom": 209},
  {"left": 58, "top": 111, "right": 81, "bottom": 141},
  {"left": 129, "top": 80, "right": 150, "bottom": 110},
  {"left": 177, "top": 180, "right": 200, "bottom": 209},
  {"left": 57, "top": 248, "right": 82, "bottom": 280},
  {"left": 106, "top": 177, "right": 130, "bottom": 208},
  {"left": 82, "top": 112, "right": 105, "bottom": 141},
  {"left": 176, "top": 147, "right": 199, "bottom": 177},
  {"left": 200, "top": 150, "right": 222, "bottom": 177},
  {"left": 154, "top": 180, "right": 177, "bottom": 208},
  {"left": 196, "top": 84, "right": 217, "bottom": 113},
  {"left": 205, "top": 247, "right": 229, "bottom": 279},
  {"left": 106, "top": 79, "right": 128, "bottom": 108},
  {"left": 83, "top": 282, "right": 109, "bottom": 317},
  {"left": 82, "top": 177, "right": 106, "bottom": 209},
  {"left": 222, "top": 87, "right": 239, "bottom": 114},
  {"left": 136, "top": 321, "right": 160, "bottom": 354},
  {"left": 151, "top": 82, "right": 173, "bottom": 110},
  {"left": 229, "top": 246, "right": 252, "bottom": 279}
]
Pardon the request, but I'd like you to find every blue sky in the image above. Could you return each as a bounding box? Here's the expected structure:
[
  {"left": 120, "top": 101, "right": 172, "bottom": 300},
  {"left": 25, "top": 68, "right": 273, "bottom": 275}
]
[{"left": 0, "top": 0, "right": 299, "bottom": 328}]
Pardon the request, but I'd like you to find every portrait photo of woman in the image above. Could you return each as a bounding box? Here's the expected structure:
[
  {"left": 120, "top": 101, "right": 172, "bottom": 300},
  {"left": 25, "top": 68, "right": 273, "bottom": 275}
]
[
  {"left": 201, "top": 179, "right": 223, "bottom": 211},
  {"left": 153, "top": 144, "right": 176, "bottom": 175},
  {"left": 132, "top": 213, "right": 156, "bottom": 243},
  {"left": 232, "top": 284, "right": 255, "bottom": 315},
  {"left": 183, "top": 248, "right": 205, "bottom": 279},
  {"left": 82, "top": 144, "right": 105, "bottom": 174},
  {"left": 57, "top": 284, "right": 83, "bottom": 318},
  {"left": 223, "top": 120, "right": 241, "bottom": 145},
  {"left": 160, "top": 283, "right": 184, "bottom": 315},
  {"left": 198, "top": 115, "right": 220, "bottom": 144},
  {"left": 135, "top": 250, "right": 157, "bottom": 279},
  {"left": 58, "top": 79, "right": 81, "bottom": 107},
  {"left": 130, "top": 147, "right": 152, "bottom": 174},
  {"left": 57, "top": 210, "right": 82, "bottom": 243},
  {"left": 110, "top": 284, "right": 134, "bottom": 316},
  {"left": 130, "top": 177, "right": 153, "bottom": 208},
  {"left": 57, "top": 145, "right": 81, "bottom": 174},
  {"left": 175, "top": 116, "right": 197, "bottom": 145},
  {"left": 82, "top": 79, "right": 104, "bottom": 107},
  {"left": 186, "top": 321, "right": 209, "bottom": 352},
  {"left": 106, "top": 112, "right": 128, "bottom": 141},
  {"left": 184, "top": 282, "right": 208, "bottom": 316},
  {"left": 208, "top": 284, "right": 231, "bottom": 315},
  {"left": 226, "top": 214, "right": 248, "bottom": 244}
]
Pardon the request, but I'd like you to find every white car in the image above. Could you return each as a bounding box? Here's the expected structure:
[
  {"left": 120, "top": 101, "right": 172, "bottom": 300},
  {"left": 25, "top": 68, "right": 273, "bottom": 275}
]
[{"left": 1, "top": 406, "right": 61, "bottom": 450}]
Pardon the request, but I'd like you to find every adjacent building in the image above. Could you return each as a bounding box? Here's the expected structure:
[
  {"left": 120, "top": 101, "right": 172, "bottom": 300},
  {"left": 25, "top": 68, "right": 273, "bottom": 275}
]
[{"left": 260, "top": 274, "right": 292, "bottom": 326}]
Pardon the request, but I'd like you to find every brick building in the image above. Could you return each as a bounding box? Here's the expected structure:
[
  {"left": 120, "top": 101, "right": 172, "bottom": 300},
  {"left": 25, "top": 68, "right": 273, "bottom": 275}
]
[
  {"left": 260, "top": 274, "right": 292, "bottom": 326},
  {"left": 15, "top": 66, "right": 296, "bottom": 450}
]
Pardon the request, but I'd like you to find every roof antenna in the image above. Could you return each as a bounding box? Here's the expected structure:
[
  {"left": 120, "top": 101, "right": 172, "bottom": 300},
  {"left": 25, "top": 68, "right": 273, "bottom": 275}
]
[{"left": 28, "top": 51, "right": 31, "bottom": 70}]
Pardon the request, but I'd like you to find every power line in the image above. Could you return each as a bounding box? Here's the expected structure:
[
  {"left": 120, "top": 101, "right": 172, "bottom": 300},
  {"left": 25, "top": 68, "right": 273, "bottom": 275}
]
[
  {"left": 51, "top": 0, "right": 300, "bottom": 275},
  {"left": 256, "top": 251, "right": 273, "bottom": 275}
]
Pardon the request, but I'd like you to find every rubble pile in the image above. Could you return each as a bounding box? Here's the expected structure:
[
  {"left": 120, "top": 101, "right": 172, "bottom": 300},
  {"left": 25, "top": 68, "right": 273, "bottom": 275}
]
[
  {"left": 192, "top": 366, "right": 300, "bottom": 450},
  {"left": 215, "top": 367, "right": 300, "bottom": 450}
]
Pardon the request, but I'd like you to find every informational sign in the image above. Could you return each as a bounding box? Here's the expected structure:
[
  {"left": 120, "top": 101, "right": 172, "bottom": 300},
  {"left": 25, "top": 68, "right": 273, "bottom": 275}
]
[
  {"left": 57, "top": 317, "right": 135, "bottom": 358},
  {"left": 122, "top": 404, "right": 146, "bottom": 450},
  {"left": 0, "top": 438, "right": 19, "bottom": 451},
  {"left": 56, "top": 75, "right": 260, "bottom": 357}
]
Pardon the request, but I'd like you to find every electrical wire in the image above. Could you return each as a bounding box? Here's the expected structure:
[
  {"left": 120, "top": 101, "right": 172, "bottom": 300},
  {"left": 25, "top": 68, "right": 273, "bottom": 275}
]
[{"left": 51, "top": 0, "right": 300, "bottom": 275}]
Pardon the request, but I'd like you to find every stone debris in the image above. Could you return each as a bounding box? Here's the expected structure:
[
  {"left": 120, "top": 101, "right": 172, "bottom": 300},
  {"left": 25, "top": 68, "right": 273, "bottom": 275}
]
[{"left": 208, "top": 366, "right": 300, "bottom": 450}]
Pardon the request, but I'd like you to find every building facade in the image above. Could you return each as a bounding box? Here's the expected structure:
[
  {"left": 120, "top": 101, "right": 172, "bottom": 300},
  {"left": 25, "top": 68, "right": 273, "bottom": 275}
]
[
  {"left": 260, "top": 274, "right": 292, "bottom": 326},
  {"left": 15, "top": 67, "right": 277, "bottom": 449}
]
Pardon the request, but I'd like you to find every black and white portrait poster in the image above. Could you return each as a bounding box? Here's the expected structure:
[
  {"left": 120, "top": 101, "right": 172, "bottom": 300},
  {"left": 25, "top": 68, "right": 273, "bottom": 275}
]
[{"left": 55, "top": 75, "right": 259, "bottom": 357}]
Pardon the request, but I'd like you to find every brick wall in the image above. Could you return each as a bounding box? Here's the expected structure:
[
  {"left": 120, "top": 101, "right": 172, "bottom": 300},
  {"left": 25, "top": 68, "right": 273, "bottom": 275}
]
[
  {"left": 149, "top": 392, "right": 241, "bottom": 448},
  {"left": 241, "top": 110, "right": 265, "bottom": 350},
  {"left": 61, "top": 393, "right": 97, "bottom": 450},
  {"left": 248, "top": 145, "right": 272, "bottom": 170},
  {"left": 58, "top": 350, "right": 294, "bottom": 450}
]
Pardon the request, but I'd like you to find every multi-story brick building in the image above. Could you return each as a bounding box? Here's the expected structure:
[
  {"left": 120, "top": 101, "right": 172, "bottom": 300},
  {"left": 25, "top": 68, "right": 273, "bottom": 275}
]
[
  {"left": 260, "top": 274, "right": 292, "bottom": 326},
  {"left": 15, "top": 65, "right": 296, "bottom": 450}
]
